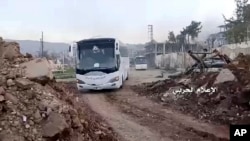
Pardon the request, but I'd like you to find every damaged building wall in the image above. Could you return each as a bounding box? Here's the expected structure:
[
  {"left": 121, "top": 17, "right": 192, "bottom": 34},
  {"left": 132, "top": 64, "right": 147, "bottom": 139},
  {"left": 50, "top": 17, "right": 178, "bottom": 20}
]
[
  {"left": 156, "top": 41, "right": 250, "bottom": 70},
  {"left": 155, "top": 52, "right": 195, "bottom": 69}
]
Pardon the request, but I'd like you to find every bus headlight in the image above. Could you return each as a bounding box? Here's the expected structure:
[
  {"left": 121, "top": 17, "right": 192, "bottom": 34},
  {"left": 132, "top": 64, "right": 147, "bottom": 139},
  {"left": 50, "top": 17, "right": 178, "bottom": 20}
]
[
  {"left": 77, "top": 79, "right": 85, "bottom": 84},
  {"left": 109, "top": 76, "right": 119, "bottom": 83}
]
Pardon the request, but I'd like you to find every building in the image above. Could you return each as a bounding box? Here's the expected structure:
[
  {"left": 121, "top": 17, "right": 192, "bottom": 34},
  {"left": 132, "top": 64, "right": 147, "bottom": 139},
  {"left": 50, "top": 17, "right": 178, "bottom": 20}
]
[{"left": 207, "top": 25, "right": 229, "bottom": 48}]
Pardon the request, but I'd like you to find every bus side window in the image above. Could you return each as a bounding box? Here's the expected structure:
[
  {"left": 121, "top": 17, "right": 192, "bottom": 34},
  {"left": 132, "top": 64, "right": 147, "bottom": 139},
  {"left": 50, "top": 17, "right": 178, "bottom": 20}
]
[{"left": 69, "top": 46, "right": 71, "bottom": 52}]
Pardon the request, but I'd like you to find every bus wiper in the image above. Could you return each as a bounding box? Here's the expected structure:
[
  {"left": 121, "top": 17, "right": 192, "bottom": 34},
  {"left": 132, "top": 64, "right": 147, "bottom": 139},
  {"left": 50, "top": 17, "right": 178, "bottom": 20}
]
[{"left": 95, "top": 66, "right": 114, "bottom": 69}]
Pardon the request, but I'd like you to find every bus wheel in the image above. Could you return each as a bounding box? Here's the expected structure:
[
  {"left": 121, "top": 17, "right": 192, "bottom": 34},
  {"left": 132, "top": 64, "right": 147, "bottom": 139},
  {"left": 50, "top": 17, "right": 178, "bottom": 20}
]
[{"left": 126, "top": 74, "right": 129, "bottom": 80}]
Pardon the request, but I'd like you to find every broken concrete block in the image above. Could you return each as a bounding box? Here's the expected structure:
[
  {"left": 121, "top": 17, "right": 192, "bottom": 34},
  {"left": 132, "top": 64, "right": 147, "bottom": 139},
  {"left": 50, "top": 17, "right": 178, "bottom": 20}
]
[
  {"left": 20, "top": 58, "right": 54, "bottom": 80},
  {"left": 15, "top": 78, "right": 33, "bottom": 89},
  {"left": 214, "top": 69, "right": 236, "bottom": 84},
  {"left": 4, "top": 93, "right": 18, "bottom": 104},
  {"left": 42, "top": 112, "right": 68, "bottom": 138}
]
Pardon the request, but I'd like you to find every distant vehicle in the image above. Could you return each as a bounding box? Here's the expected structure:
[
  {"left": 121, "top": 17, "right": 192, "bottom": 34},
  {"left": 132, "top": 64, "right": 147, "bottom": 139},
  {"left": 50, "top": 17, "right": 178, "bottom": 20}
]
[
  {"left": 68, "top": 37, "right": 129, "bottom": 91},
  {"left": 203, "top": 57, "right": 226, "bottom": 68},
  {"left": 134, "top": 56, "right": 147, "bottom": 70}
]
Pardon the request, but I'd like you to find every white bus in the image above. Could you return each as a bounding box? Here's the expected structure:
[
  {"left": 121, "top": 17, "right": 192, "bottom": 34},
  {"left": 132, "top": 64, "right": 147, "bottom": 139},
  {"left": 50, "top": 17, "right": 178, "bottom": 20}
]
[
  {"left": 68, "top": 38, "right": 129, "bottom": 91},
  {"left": 135, "top": 56, "right": 147, "bottom": 70}
]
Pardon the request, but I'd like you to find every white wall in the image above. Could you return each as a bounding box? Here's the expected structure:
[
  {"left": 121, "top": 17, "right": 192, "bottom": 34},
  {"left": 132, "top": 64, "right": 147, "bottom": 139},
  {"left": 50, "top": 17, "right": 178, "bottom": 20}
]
[{"left": 155, "top": 41, "right": 250, "bottom": 70}]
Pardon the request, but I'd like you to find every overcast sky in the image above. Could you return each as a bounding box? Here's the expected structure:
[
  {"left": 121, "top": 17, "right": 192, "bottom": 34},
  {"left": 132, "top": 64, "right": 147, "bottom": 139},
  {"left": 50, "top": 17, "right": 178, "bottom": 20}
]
[{"left": 0, "top": 0, "right": 240, "bottom": 43}]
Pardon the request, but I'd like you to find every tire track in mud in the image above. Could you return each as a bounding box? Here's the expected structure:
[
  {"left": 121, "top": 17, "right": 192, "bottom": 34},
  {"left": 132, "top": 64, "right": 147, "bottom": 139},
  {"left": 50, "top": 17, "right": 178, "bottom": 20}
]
[{"left": 105, "top": 87, "right": 229, "bottom": 141}]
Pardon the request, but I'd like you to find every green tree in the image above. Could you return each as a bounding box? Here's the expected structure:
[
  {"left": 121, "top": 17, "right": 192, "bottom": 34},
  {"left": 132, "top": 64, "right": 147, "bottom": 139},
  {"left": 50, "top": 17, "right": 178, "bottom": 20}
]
[
  {"left": 168, "top": 31, "right": 176, "bottom": 43},
  {"left": 176, "top": 34, "right": 185, "bottom": 45},
  {"left": 184, "top": 21, "right": 202, "bottom": 44},
  {"left": 224, "top": 0, "right": 249, "bottom": 43}
]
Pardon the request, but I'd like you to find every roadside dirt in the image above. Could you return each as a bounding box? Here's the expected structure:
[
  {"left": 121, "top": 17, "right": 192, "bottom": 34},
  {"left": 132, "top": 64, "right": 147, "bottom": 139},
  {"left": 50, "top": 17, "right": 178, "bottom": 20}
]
[{"left": 66, "top": 69, "right": 230, "bottom": 141}]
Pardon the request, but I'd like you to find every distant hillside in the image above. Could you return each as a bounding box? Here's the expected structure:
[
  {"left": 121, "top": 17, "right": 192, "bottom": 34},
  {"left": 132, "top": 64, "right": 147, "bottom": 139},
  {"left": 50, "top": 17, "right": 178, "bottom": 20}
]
[
  {"left": 6, "top": 39, "right": 69, "bottom": 55},
  {"left": 5, "top": 39, "right": 145, "bottom": 56}
]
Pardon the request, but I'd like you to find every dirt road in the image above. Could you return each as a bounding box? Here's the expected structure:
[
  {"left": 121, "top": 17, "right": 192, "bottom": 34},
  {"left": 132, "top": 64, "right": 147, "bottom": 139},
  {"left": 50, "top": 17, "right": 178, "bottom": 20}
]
[{"left": 73, "top": 69, "right": 230, "bottom": 141}]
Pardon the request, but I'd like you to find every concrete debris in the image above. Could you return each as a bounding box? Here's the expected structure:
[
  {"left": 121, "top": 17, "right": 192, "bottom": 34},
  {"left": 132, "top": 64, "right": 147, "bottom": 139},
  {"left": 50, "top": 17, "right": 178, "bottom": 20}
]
[
  {"left": 214, "top": 69, "right": 236, "bottom": 84},
  {"left": 0, "top": 95, "right": 4, "bottom": 102},
  {"left": 0, "top": 37, "right": 118, "bottom": 141},
  {"left": 15, "top": 78, "right": 33, "bottom": 89},
  {"left": 0, "top": 132, "right": 25, "bottom": 141},
  {"left": 20, "top": 58, "right": 54, "bottom": 84},
  {"left": 133, "top": 52, "right": 250, "bottom": 125},
  {"left": 42, "top": 112, "right": 68, "bottom": 138},
  {"left": 0, "top": 39, "right": 22, "bottom": 60},
  {"left": 0, "top": 87, "right": 5, "bottom": 95}
]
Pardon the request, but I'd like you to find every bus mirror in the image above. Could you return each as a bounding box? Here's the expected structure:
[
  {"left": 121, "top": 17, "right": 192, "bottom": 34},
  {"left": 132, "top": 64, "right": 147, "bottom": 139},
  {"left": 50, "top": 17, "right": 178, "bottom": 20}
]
[{"left": 69, "top": 42, "right": 77, "bottom": 57}]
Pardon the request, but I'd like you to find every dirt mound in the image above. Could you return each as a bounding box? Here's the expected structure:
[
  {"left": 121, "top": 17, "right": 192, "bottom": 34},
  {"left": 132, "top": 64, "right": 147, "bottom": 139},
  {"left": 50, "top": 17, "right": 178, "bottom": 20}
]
[
  {"left": 0, "top": 38, "right": 118, "bottom": 141},
  {"left": 0, "top": 37, "right": 22, "bottom": 60},
  {"left": 133, "top": 53, "right": 250, "bottom": 125}
]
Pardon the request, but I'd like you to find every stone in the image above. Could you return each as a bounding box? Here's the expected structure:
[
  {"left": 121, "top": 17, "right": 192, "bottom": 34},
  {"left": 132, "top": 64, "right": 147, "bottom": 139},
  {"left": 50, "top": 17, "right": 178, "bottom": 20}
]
[
  {"left": 0, "top": 132, "right": 25, "bottom": 141},
  {"left": 20, "top": 58, "right": 54, "bottom": 81},
  {"left": 178, "top": 78, "right": 191, "bottom": 85},
  {"left": 0, "top": 87, "right": 5, "bottom": 95},
  {"left": 25, "top": 124, "right": 30, "bottom": 129},
  {"left": 0, "top": 41, "right": 22, "bottom": 60},
  {"left": 214, "top": 69, "right": 236, "bottom": 84},
  {"left": 72, "top": 116, "right": 82, "bottom": 128},
  {"left": 32, "top": 129, "right": 38, "bottom": 134},
  {"left": 198, "top": 97, "right": 208, "bottom": 105},
  {"left": 34, "top": 110, "right": 41, "bottom": 120},
  {"left": 15, "top": 78, "right": 33, "bottom": 89},
  {"left": 4, "top": 93, "right": 18, "bottom": 104},
  {"left": 0, "top": 95, "right": 5, "bottom": 102},
  {"left": 0, "top": 76, "right": 6, "bottom": 86},
  {"left": 6, "top": 72, "right": 16, "bottom": 79},
  {"left": 41, "top": 112, "right": 68, "bottom": 137},
  {"left": 6, "top": 79, "right": 14, "bottom": 87}
]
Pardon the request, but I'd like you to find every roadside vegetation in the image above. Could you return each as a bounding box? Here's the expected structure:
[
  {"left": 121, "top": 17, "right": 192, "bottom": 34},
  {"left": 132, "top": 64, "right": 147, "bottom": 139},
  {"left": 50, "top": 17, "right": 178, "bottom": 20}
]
[{"left": 53, "top": 67, "right": 76, "bottom": 79}]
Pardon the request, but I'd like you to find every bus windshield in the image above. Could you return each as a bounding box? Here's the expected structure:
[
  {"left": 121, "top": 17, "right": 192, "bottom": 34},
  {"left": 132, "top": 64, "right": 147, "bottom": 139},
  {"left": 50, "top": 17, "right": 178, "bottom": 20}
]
[
  {"left": 135, "top": 57, "right": 146, "bottom": 64},
  {"left": 77, "top": 42, "right": 116, "bottom": 70}
]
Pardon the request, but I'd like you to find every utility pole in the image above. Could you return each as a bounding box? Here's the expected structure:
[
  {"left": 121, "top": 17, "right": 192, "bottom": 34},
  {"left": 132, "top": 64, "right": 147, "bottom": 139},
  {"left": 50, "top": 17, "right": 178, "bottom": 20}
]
[
  {"left": 40, "top": 32, "right": 44, "bottom": 57},
  {"left": 148, "top": 25, "right": 153, "bottom": 42},
  {"left": 63, "top": 50, "right": 65, "bottom": 73},
  {"left": 247, "top": 25, "right": 249, "bottom": 41}
]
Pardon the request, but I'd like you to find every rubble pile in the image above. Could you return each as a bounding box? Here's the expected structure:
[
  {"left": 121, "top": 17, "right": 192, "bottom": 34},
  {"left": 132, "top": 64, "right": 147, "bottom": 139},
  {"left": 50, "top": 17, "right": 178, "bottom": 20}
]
[
  {"left": 133, "top": 53, "right": 250, "bottom": 125},
  {"left": 0, "top": 37, "right": 117, "bottom": 141}
]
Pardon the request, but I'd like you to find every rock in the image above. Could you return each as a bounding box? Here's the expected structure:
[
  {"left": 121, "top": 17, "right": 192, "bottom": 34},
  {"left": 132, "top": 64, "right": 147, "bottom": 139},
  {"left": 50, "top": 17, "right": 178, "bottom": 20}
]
[
  {"left": 6, "top": 79, "right": 14, "bottom": 87},
  {"left": 178, "top": 78, "right": 191, "bottom": 85},
  {"left": 34, "top": 110, "right": 41, "bottom": 120},
  {"left": 0, "top": 76, "right": 6, "bottom": 86},
  {"left": 42, "top": 112, "right": 68, "bottom": 138},
  {"left": 0, "top": 87, "right": 5, "bottom": 95},
  {"left": 72, "top": 116, "right": 82, "bottom": 128},
  {"left": 25, "top": 124, "right": 30, "bottom": 129},
  {"left": 198, "top": 97, "right": 208, "bottom": 105},
  {"left": 214, "top": 69, "right": 236, "bottom": 84},
  {"left": 25, "top": 53, "right": 33, "bottom": 58},
  {"left": 4, "top": 93, "right": 18, "bottom": 104},
  {"left": 32, "top": 129, "right": 38, "bottom": 134},
  {"left": 0, "top": 95, "right": 5, "bottom": 102},
  {"left": 0, "top": 41, "right": 22, "bottom": 60},
  {"left": 20, "top": 58, "right": 54, "bottom": 82},
  {"left": 0, "top": 132, "right": 25, "bottom": 141},
  {"left": 15, "top": 78, "right": 33, "bottom": 89},
  {"left": 6, "top": 72, "right": 16, "bottom": 79}
]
